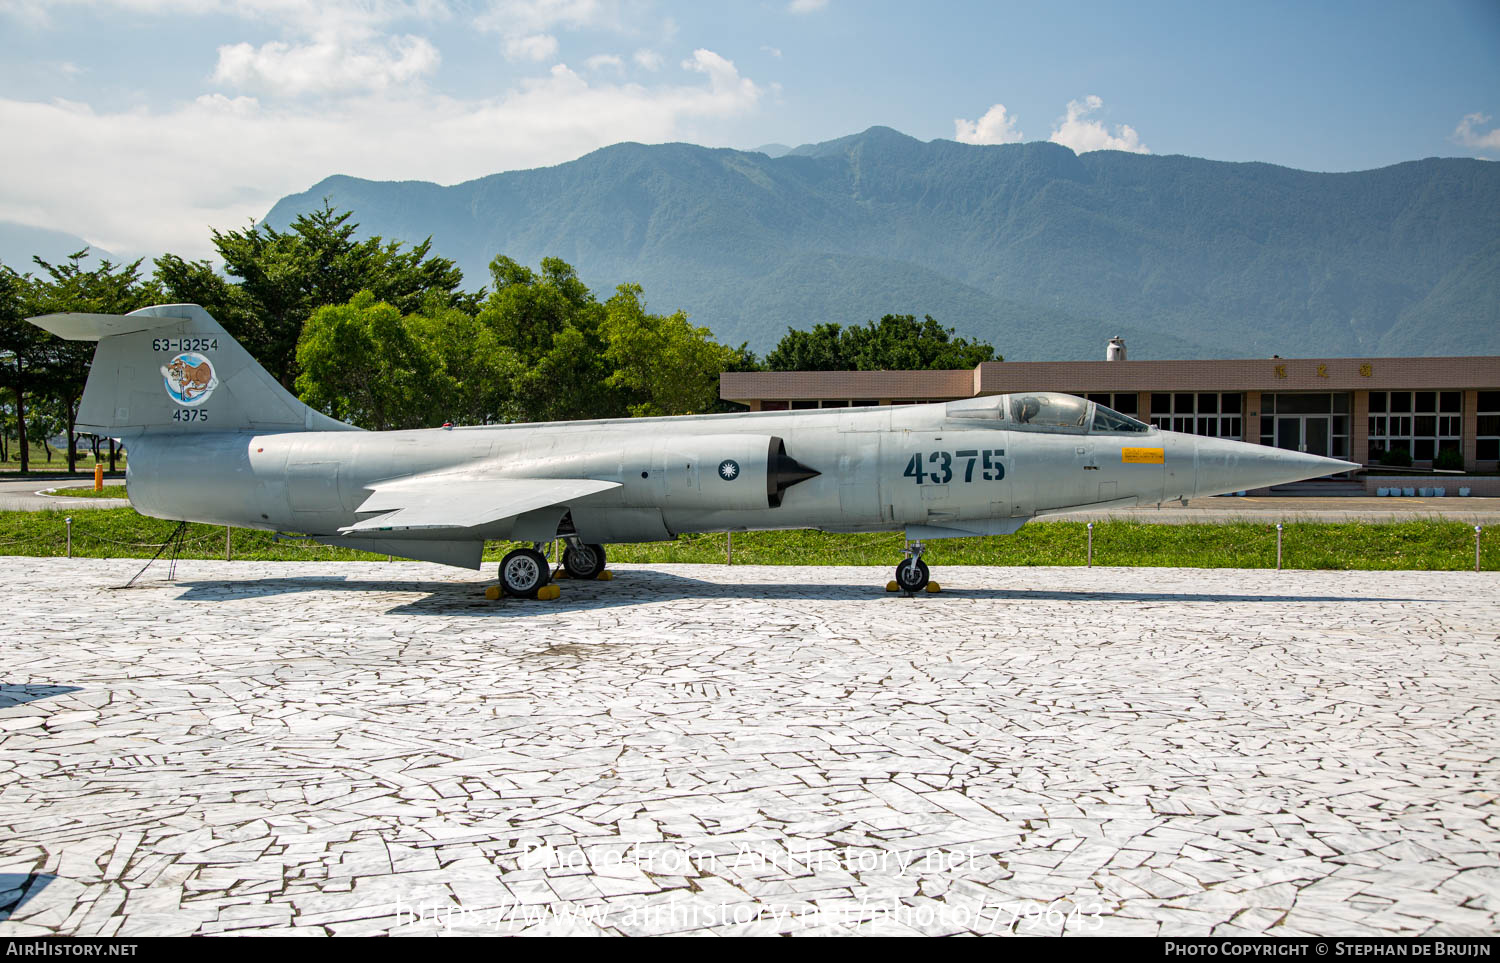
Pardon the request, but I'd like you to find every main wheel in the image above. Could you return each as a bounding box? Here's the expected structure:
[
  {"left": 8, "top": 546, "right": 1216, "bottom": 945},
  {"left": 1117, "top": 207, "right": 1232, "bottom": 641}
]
[
  {"left": 894, "top": 557, "right": 930, "bottom": 593},
  {"left": 562, "top": 543, "right": 607, "bottom": 580},
  {"left": 499, "top": 548, "right": 551, "bottom": 597}
]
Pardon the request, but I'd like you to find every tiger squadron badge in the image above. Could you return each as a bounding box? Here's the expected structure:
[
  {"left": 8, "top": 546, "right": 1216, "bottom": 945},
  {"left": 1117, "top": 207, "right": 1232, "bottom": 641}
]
[{"left": 162, "top": 353, "right": 218, "bottom": 406}]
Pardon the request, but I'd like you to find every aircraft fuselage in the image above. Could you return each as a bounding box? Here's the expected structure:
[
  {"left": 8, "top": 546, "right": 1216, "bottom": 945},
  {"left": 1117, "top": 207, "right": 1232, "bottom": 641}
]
[{"left": 124, "top": 399, "right": 1323, "bottom": 548}]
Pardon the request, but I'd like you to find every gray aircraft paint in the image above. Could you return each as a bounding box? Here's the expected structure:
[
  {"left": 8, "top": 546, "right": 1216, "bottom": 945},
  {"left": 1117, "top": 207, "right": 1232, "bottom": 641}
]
[{"left": 28, "top": 304, "right": 1355, "bottom": 572}]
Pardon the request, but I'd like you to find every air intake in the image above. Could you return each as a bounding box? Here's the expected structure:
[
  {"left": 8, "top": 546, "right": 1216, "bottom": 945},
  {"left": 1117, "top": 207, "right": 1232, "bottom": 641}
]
[{"left": 767, "top": 437, "right": 820, "bottom": 508}]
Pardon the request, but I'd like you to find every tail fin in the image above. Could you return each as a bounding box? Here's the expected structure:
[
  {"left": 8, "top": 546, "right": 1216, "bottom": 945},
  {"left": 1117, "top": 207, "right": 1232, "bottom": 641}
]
[{"left": 27, "top": 303, "right": 356, "bottom": 436}]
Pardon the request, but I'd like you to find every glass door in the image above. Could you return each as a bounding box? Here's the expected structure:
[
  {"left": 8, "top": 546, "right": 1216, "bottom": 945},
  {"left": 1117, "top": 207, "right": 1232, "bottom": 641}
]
[
  {"left": 1275, "top": 415, "right": 1331, "bottom": 455},
  {"left": 1276, "top": 417, "right": 1302, "bottom": 451},
  {"left": 1303, "top": 416, "right": 1330, "bottom": 456}
]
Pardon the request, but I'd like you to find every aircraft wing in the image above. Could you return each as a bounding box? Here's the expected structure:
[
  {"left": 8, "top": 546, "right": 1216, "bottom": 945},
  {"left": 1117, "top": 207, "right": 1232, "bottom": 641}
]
[{"left": 340, "top": 474, "right": 620, "bottom": 534}]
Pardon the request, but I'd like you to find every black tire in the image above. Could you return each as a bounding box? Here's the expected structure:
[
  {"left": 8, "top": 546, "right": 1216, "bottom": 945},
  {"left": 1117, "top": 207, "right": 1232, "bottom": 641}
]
[
  {"left": 894, "top": 557, "right": 930, "bottom": 593},
  {"left": 562, "top": 543, "right": 607, "bottom": 580},
  {"left": 499, "top": 548, "right": 550, "bottom": 597}
]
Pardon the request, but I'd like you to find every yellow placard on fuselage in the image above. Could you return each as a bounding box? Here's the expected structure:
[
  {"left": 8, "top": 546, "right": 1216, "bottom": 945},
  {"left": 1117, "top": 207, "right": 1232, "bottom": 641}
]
[{"left": 1122, "top": 447, "right": 1166, "bottom": 464}]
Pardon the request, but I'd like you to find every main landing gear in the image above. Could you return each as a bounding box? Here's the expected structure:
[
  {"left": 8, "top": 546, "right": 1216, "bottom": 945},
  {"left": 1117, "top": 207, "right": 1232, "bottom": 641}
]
[
  {"left": 499, "top": 546, "right": 551, "bottom": 598},
  {"left": 560, "top": 540, "right": 607, "bottom": 580},
  {"left": 495, "top": 538, "right": 610, "bottom": 599}
]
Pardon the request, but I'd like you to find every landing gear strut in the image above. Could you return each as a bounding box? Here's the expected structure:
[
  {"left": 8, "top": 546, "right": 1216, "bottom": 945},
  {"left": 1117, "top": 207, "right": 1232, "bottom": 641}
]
[
  {"left": 499, "top": 546, "right": 551, "bottom": 597},
  {"left": 894, "top": 541, "right": 930, "bottom": 593},
  {"left": 560, "top": 540, "right": 607, "bottom": 580}
]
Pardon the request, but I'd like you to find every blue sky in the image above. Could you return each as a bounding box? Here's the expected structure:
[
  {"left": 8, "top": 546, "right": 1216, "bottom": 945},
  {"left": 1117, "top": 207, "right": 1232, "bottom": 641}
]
[{"left": 2, "top": 0, "right": 1497, "bottom": 260}]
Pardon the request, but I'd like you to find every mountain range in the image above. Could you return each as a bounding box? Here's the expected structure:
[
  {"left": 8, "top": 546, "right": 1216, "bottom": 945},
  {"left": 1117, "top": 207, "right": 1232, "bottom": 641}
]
[
  {"left": 0, "top": 221, "right": 115, "bottom": 274},
  {"left": 262, "top": 126, "right": 1500, "bottom": 361}
]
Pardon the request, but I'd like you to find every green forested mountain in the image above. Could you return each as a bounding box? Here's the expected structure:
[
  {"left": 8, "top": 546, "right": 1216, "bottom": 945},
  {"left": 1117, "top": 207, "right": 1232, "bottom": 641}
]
[{"left": 263, "top": 127, "right": 1500, "bottom": 361}]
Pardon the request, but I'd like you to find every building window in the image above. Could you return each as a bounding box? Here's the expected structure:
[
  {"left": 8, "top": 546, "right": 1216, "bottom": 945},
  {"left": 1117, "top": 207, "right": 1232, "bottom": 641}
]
[
  {"left": 1259, "top": 393, "right": 1349, "bottom": 457},
  {"left": 1085, "top": 393, "right": 1139, "bottom": 416},
  {"left": 760, "top": 401, "right": 789, "bottom": 411},
  {"left": 1478, "top": 391, "right": 1500, "bottom": 462},
  {"left": 1368, "top": 391, "right": 1460, "bottom": 462},
  {"left": 1151, "top": 392, "right": 1242, "bottom": 438}
]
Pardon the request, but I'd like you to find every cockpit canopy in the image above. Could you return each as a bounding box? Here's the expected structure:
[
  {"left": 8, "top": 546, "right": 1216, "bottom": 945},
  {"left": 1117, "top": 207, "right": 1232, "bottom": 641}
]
[{"left": 944, "top": 392, "right": 1151, "bottom": 433}]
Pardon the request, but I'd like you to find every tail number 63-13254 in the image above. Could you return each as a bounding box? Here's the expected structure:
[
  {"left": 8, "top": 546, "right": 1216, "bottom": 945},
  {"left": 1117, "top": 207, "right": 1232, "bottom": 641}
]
[{"left": 903, "top": 449, "right": 1005, "bottom": 484}]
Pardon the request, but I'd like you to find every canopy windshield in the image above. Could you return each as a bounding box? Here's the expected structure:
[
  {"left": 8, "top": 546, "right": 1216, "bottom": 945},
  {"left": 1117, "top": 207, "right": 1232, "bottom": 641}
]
[
  {"left": 945, "top": 393, "right": 1152, "bottom": 433},
  {"left": 1092, "top": 404, "right": 1151, "bottom": 433},
  {"left": 1010, "top": 392, "right": 1090, "bottom": 428}
]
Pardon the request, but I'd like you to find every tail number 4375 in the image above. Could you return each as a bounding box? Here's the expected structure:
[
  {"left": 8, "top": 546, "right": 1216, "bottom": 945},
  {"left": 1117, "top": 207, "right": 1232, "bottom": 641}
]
[{"left": 903, "top": 449, "right": 1005, "bottom": 484}]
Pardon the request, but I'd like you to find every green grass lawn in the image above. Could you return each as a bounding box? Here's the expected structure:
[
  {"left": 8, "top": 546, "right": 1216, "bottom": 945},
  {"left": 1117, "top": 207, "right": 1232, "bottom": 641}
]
[
  {"left": 0, "top": 507, "right": 1491, "bottom": 570},
  {"left": 1, "top": 441, "right": 126, "bottom": 471},
  {"left": 47, "top": 485, "right": 129, "bottom": 499}
]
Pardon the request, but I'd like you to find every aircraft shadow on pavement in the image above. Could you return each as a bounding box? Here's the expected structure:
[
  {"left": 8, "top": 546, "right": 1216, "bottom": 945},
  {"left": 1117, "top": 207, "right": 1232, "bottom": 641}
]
[
  {"left": 0, "top": 685, "right": 82, "bottom": 709},
  {"left": 166, "top": 571, "right": 1433, "bottom": 617},
  {"left": 0, "top": 874, "right": 54, "bottom": 923}
]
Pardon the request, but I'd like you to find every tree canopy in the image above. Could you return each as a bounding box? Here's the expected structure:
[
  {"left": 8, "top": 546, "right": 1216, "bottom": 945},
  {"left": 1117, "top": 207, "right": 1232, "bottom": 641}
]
[{"left": 765, "top": 314, "right": 998, "bottom": 371}]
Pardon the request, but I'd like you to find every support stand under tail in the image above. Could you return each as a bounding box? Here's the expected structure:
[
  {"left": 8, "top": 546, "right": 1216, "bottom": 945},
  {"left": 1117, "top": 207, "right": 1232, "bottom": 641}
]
[{"left": 117, "top": 521, "right": 189, "bottom": 588}]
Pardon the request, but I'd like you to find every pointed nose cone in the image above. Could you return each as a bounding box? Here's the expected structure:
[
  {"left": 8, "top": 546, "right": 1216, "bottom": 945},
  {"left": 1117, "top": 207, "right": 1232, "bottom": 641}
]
[{"left": 1192, "top": 435, "right": 1357, "bottom": 497}]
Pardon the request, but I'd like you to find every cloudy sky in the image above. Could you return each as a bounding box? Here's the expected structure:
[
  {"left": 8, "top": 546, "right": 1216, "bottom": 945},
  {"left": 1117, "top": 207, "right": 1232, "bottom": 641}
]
[{"left": 2, "top": 0, "right": 1498, "bottom": 261}]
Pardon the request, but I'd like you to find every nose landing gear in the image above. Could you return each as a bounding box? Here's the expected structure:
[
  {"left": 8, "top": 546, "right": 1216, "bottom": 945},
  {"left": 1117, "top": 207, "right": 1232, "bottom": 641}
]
[{"left": 890, "top": 540, "right": 935, "bottom": 594}]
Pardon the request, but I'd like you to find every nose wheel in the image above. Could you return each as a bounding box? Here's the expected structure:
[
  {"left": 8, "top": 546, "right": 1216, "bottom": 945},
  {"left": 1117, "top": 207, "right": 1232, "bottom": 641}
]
[
  {"left": 891, "top": 540, "right": 933, "bottom": 594},
  {"left": 894, "top": 556, "right": 930, "bottom": 592}
]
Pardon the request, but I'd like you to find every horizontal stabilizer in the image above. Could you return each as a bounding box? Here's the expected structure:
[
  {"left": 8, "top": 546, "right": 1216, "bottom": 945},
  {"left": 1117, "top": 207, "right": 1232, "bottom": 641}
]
[
  {"left": 342, "top": 474, "right": 621, "bottom": 534},
  {"left": 27, "top": 310, "right": 188, "bottom": 341}
]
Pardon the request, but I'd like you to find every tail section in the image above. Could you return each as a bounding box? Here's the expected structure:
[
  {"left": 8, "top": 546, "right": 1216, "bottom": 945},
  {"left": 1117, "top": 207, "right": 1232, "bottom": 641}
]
[{"left": 27, "top": 304, "right": 356, "bottom": 436}]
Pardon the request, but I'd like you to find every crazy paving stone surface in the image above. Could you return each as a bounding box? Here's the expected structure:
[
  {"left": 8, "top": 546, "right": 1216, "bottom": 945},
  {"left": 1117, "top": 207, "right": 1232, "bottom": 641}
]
[{"left": 0, "top": 557, "right": 1496, "bottom": 936}]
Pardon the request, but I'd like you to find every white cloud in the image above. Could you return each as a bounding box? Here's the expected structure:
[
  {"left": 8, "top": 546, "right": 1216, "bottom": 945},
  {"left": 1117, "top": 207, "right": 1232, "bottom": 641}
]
[
  {"left": 681, "top": 49, "right": 758, "bottom": 98},
  {"left": 1048, "top": 95, "right": 1149, "bottom": 154},
  {"left": 953, "top": 103, "right": 1023, "bottom": 145},
  {"left": 473, "top": 0, "right": 615, "bottom": 35},
  {"left": 1453, "top": 112, "right": 1500, "bottom": 153},
  {"left": 474, "top": 0, "right": 621, "bottom": 61},
  {"left": 0, "top": 51, "right": 765, "bottom": 259},
  {"left": 213, "top": 35, "right": 440, "bottom": 97},
  {"left": 761, "top": 45, "right": 782, "bottom": 58},
  {"left": 503, "top": 32, "right": 559, "bottom": 62},
  {"left": 633, "top": 48, "right": 663, "bottom": 71},
  {"left": 584, "top": 52, "right": 623, "bottom": 70},
  {"left": 788, "top": 0, "right": 827, "bottom": 12}
]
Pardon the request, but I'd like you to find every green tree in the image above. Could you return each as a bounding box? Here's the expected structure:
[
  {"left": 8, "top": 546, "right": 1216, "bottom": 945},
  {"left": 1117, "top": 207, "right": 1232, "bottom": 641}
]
[
  {"left": 601, "top": 283, "right": 739, "bottom": 417},
  {"left": 0, "top": 262, "right": 46, "bottom": 472},
  {"left": 477, "top": 256, "right": 622, "bottom": 422},
  {"left": 295, "top": 292, "right": 451, "bottom": 431},
  {"left": 198, "top": 203, "right": 466, "bottom": 388},
  {"left": 404, "top": 300, "right": 522, "bottom": 426},
  {"left": 766, "top": 314, "right": 998, "bottom": 371},
  {"left": 763, "top": 321, "right": 847, "bottom": 371},
  {"left": 152, "top": 253, "right": 251, "bottom": 336}
]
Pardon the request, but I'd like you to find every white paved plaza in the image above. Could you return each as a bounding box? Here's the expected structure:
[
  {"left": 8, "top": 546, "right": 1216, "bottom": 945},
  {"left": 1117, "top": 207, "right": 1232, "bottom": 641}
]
[{"left": 0, "top": 557, "right": 1496, "bottom": 936}]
